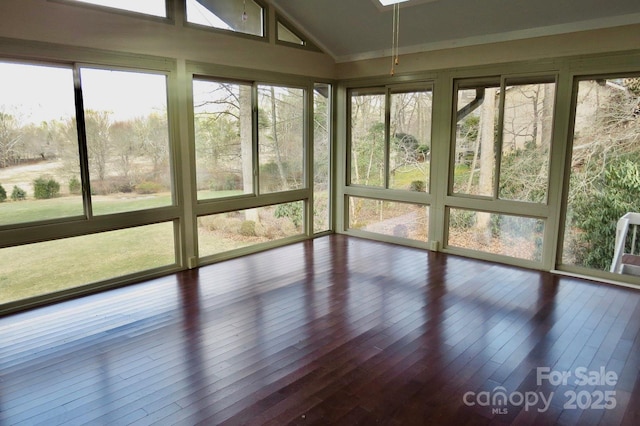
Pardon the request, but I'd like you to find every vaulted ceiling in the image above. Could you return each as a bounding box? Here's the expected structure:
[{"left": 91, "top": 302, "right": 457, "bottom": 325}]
[{"left": 268, "top": 0, "right": 640, "bottom": 62}]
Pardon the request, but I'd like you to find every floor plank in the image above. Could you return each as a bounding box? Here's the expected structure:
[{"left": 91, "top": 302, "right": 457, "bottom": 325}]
[{"left": 1, "top": 235, "right": 639, "bottom": 425}]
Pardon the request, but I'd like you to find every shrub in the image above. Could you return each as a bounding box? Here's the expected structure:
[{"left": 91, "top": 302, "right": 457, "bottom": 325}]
[
  {"left": 135, "top": 181, "right": 164, "bottom": 194},
  {"left": 69, "top": 176, "right": 82, "bottom": 195},
  {"left": 409, "top": 180, "right": 426, "bottom": 192},
  {"left": 572, "top": 159, "right": 640, "bottom": 270},
  {"left": 239, "top": 220, "right": 256, "bottom": 237},
  {"left": 449, "top": 209, "right": 475, "bottom": 230},
  {"left": 0, "top": 184, "right": 6, "bottom": 202},
  {"left": 274, "top": 202, "right": 303, "bottom": 227},
  {"left": 209, "top": 173, "right": 241, "bottom": 191},
  {"left": 33, "top": 177, "right": 60, "bottom": 199},
  {"left": 11, "top": 186, "right": 26, "bottom": 201}
]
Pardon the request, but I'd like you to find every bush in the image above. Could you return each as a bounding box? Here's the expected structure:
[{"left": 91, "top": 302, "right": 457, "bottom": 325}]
[
  {"left": 449, "top": 209, "right": 475, "bottom": 230},
  {"left": 274, "top": 202, "right": 303, "bottom": 227},
  {"left": 409, "top": 180, "right": 426, "bottom": 192},
  {"left": 239, "top": 220, "right": 256, "bottom": 237},
  {"left": 0, "top": 184, "right": 6, "bottom": 202},
  {"left": 209, "top": 173, "right": 241, "bottom": 191},
  {"left": 572, "top": 159, "right": 640, "bottom": 270},
  {"left": 33, "top": 177, "right": 60, "bottom": 199},
  {"left": 135, "top": 181, "right": 164, "bottom": 194},
  {"left": 11, "top": 186, "right": 26, "bottom": 201},
  {"left": 69, "top": 176, "right": 82, "bottom": 195}
]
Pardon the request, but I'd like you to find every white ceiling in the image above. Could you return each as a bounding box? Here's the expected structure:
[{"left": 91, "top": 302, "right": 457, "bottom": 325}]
[{"left": 268, "top": 0, "right": 640, "bottom": 62}]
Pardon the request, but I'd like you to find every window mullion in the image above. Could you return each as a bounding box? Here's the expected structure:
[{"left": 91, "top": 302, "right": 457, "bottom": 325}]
[
  {"left": 384, "top": 87, "right": 391, "bottom": 189},
  {"left": 494, "top": 78, "right": 507, "bottom": 200},
  {"left": 252, "top": 82, "right": 260, "bottom": 195},
  {"left": 73, "top": 65, "right": 94, "bottom": 219}
]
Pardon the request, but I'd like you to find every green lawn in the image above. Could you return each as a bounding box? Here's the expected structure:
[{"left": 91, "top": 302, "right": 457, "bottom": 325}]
[
  {"left": 1, "top": 188, "right": 299, "bottom": 304},
  {"left": 390, "top": 163, "right": 429, "bottom": 189},
  {"left": 0, "top": 193, "right": 175, "bottom": 225},
  {"left": 0, "top": 222, "right": 175, "bottom": 304}
]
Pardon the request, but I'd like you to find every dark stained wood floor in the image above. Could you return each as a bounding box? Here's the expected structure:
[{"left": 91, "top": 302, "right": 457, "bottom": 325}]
[{"left": 1, "top": 235, "right": 640, "bottom": 425}]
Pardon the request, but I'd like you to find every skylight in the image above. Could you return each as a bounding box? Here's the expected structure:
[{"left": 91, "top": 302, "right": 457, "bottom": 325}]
[{"left": 378, "top": 0, "right": 410, "bottom": 5}]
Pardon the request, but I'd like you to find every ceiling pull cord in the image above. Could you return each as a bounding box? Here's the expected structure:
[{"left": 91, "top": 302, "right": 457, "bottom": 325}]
[{"left": 390, "top": 3, "right": 400, "bottom": 76}]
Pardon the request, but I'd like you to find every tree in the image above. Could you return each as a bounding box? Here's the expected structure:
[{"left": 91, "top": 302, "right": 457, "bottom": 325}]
[
  {"left": 258, "top": 86, "right": 305, "bottom": 192},
  {"left": 136, "top": 112, "right": 170, "bottom": 181},
  {"left": 564, "top": 78, "right": 640, "bottom": 268},
  {"left": 110, "top": 120, "right": 137, "bottom": 187},
  {"left": 0, "top": 110, "right": 22, "bottom": 168},
  {"left": 84, "top": 110, "right": 112, "bottom": 182}
]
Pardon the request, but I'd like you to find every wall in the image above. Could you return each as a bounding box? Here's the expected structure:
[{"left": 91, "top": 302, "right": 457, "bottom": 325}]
[{"left": 0, "top": 0, "right": 336, "bottom": 79}]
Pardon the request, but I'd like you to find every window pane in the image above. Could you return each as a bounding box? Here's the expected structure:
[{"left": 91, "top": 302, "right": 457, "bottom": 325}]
[
  {"left": 448, "top": 208, "right": 544, "bottom": 261},
  {"left": 0, "top": 62, "right": 83, "bottom": 226},
  {"left": 277, "top": 21, "right": 304, "bottom": 45},
  {"left": 198, "top": 201, "right": 304, "bottom": 256},
  {"left": 452, "top": 84, "right": 499, "bottom": 196},
  {"left": 348, "top": 197, "right": 429, "bottom": 242},
  {"left": 186, "top": 0, "right": 264, "bottom": 37},
  {"left": 193, "top": 80, "right": 253, "bottom": 200},
  {"left": 499, "top": 81, "right": 555, "bottom": 203},
  {"left": 314, "top": 83, "right": 331, "bottom": 233},
  {"left": 68, "top": 0, "right": 166, "bottom": 17},
  {"left": 257, "top": 85, "right": 305, "bottom": 194},
  {"left": 80, "top": 68, "right": 172, "bottom": 215},
  {"left": 389, "top": 89, "right": 432, "bottom": 191},
  {"left": 350, "top": 92, "right": 385, "bottom": 187},
  {"left": 562, "top": 76, "right": 640, "bottom": 273},
  {"left": 0, "top": 222, "right": 175, "bottom": 304}
]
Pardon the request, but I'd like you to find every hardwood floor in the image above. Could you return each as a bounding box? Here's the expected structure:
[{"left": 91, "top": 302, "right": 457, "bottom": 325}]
[{"left": 1, "top": 234, "right": 639, "bottom": 425}]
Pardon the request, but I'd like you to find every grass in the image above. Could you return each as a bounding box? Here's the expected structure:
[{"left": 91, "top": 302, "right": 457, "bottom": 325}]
[
  {"left": 0, "top": 193, "right": 174, "bottom": 225},
  {"left": 0, "top": 222, "right": 175, "bottom": 304},
  {"left": 390, "top": 163, "right": 429, "bottom": 189}
]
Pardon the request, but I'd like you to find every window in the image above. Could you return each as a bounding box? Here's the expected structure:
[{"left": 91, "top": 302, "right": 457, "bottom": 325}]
[
  {"left": 349, "top": 85, "right": 433, "bottom": 191},
  {"left": 314, "top": 83, "right": 331, "bottom": 233},
  {"left": 276, "top": 16, "right": 319, "bottom": 50},
  {"left": 448, "top": 76, "right": 555, "bottom": 263},
  {"left": 64, "top": 0, "right": 167, "bottom": 17},
  {"left": 389, "top": 89, "right": 432, "bottom": 191},
  {"left": 257, "top": 85, "right": 305, "bottom": 194},
  {"left": 348, "top": 197, "right": 429, "bottom": 242},
  {"left": 186, "top": 0, "right": 265, "bottom": 37},
  {"left": 561, "top": 75, "right": 640, "bottom": 274},
  {"left": 0, "top": 59, "right": 178, "bottom": 306},
  {"left": 346, "top": 84, "right": 433, "bottom": 246},
  {"left": 0, "top": 221, "right": 176, "bottom": 304},
  {"left": 452, "top": 77, "right": 555, "bottom": 202},
  {"left": 80, "top": 68, "right": 172, "bottom": 215},
  {"left": 277, "top": 20, "right": 304, "bottom": 46},
  {"left": 193, "top": 79, "right": 253, "bottom": 200},
  {"left": 197, "top": 201, "right": 304, "bottom": 257},
  {"left": 350, "top": 89, "right": 385, "bottom": 188},
  {"left": 0, "top": 62, "right": 83, "bottom": 226},
  {"left": 447, "top": 208, "right": 544, "bottom": 261}
]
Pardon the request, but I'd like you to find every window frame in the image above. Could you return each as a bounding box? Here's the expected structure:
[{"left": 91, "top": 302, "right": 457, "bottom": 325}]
[
  {"left": 50, "top": 0, "right": 172, "bottom": 21},
  {"left": 188, "top": 67, "right": 315, "bottom": 263},
  {"left": 184, "top": 0, "right": 269, "bottom": 41},
  {"left": 448, "top": 74, "right": 558, "bottom": 204},
  {"left": 556, "top": 71, "right": 640, "bottom": 284},
  {"left": 347, "top": 82, "right": 434, "bottom": 193},
  {"left": 275, "top": 14, "right": 322, "bottom": 52}
]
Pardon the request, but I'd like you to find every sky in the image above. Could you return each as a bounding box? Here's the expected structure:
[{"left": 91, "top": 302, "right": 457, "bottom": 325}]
[
  {"left": 72, "top": 0, "right": 232, "bottom": 29},
  {"left": 0, "top": 62, "right": 168, "bottom": 124},
  {"left": 72, "top": 0, "right": 166, "bottom": 17}
]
